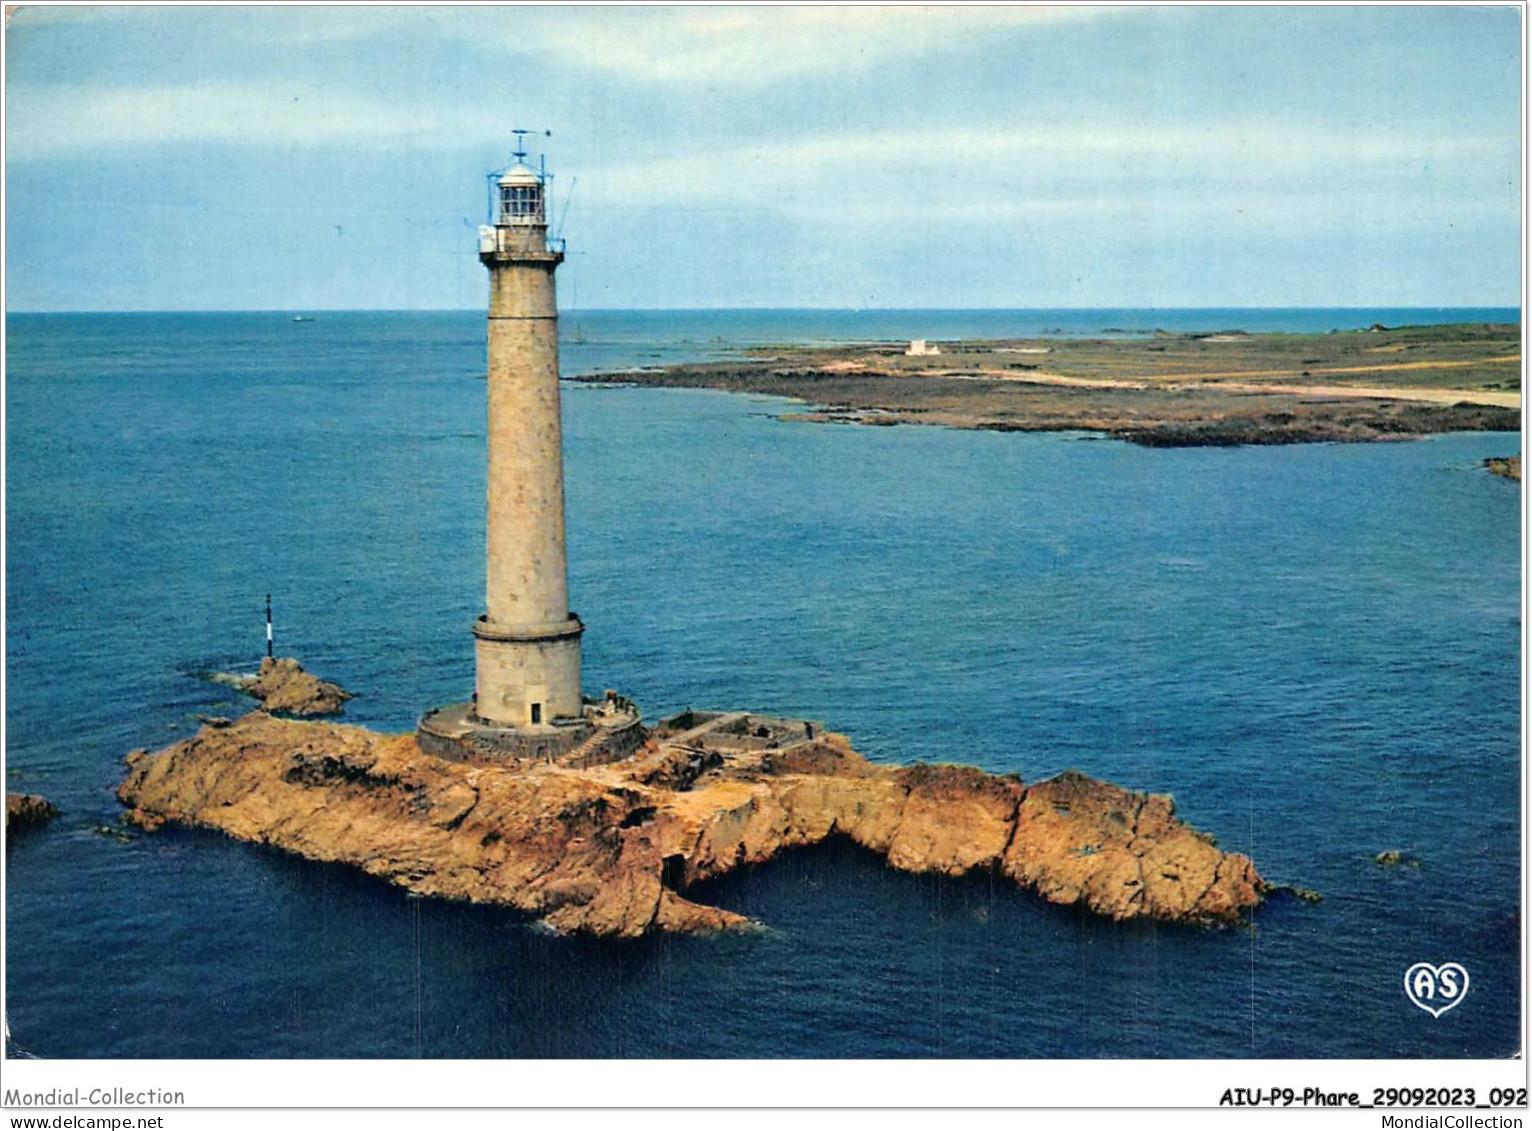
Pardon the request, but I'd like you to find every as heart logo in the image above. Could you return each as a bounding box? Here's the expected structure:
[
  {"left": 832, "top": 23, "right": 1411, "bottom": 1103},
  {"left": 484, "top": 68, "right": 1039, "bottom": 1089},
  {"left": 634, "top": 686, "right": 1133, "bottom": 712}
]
[{"left": 1404, "top": 962, "right": 1470, "bottom": 1018}]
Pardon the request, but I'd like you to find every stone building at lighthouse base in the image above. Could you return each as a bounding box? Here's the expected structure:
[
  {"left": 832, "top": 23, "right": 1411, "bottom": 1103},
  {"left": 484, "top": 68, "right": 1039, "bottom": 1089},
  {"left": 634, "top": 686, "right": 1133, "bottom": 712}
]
[{"left": 417, "top": 693, "right": 646, "bottom": 767}]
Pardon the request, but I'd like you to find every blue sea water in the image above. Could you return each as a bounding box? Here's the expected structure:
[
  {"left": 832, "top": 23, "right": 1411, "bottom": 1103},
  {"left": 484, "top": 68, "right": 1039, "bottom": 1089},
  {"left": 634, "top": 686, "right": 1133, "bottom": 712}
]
[{"left": 3, "top": 308, "right": 1521, "bottom": 1059}]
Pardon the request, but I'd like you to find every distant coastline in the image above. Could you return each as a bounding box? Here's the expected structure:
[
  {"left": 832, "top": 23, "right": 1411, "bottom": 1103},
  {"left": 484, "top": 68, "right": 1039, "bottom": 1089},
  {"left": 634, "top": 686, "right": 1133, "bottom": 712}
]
[{"left": 573, "top": 321, "right": 1521, "bottom": 448}]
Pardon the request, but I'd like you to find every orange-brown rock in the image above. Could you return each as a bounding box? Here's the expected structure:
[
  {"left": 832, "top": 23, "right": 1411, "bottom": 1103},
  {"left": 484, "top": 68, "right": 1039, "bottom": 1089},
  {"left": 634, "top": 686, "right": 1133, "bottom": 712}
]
[
  {"left": 237, "top": 657, "right": 353, "bottom": 716},
  {"left": 116, "top": 712, "right": 1264, "bottom": 936},
  {"left": 1485, "top": 454, "right": 1522, "bottom": 482}
]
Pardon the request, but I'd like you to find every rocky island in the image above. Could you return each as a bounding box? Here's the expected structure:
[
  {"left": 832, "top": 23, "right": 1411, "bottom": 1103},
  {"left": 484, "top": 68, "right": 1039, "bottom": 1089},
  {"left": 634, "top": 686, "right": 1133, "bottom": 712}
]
[
  {"left": 574, "top": 322, "right": 1520, "bottom": 447},
  {"left": 111, "top": 162, "right": 1317, "bottom": 943},
  {"left": 117, "top": 705, "right": 1266, "bottom": 936}
]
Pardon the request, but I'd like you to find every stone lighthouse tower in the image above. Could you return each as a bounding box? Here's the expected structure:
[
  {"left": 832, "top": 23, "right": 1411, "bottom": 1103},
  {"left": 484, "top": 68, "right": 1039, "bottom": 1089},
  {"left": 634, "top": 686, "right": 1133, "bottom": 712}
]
[
  {"left": 472, "top": 139, "right": 583, "bottom": 734},
  {"left": 419, "top": 135, "right": 639, "bottom": 764}
]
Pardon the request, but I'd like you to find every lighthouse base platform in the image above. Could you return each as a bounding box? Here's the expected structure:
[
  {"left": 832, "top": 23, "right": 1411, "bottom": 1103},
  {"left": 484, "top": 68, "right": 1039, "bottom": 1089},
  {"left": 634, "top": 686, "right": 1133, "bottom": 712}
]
[{"left": 417, "top": 699, "right": 646, "bottom": 768}]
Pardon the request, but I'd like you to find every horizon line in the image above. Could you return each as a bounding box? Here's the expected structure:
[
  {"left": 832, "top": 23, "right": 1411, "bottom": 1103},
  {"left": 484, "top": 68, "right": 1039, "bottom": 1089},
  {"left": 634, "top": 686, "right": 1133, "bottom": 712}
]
[{"left": 5, "top": 304, "right": 1523, "bottom": 317}]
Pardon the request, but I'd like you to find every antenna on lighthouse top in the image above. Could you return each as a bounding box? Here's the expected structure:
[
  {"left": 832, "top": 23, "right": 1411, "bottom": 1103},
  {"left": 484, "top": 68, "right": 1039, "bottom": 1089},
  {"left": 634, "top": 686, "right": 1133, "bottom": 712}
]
[{"left": 510, "top": 128, "right": 552, "bottom": 166}]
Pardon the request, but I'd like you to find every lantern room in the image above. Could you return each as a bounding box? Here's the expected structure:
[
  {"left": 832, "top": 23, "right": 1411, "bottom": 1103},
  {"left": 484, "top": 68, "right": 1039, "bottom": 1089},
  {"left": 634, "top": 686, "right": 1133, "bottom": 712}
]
[
  {"left": 496, "top": 163, "right": 545, "bottom": 226},
  {"left": 478, "top": 132, "right": 562, "bottom": 260}
]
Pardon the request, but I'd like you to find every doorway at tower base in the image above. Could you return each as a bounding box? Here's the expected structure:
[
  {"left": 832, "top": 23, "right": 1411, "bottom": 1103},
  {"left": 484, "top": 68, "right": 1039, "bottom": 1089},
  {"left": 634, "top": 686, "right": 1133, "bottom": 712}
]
[{"left": 417, "top": 697, "right": 645, "bottom": 767}]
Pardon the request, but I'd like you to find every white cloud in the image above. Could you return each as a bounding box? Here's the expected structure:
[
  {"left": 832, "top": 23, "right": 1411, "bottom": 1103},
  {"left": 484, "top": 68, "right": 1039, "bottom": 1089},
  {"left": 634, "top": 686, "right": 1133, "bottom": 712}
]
[
  {"left": 7, "top": 5, "right": 1116, "bottom": 89},
  {"left": 529, "top": 6, "right": 1107, "bottom": 86},
  {"left": 577, "top": 123, "right": 1517, "bottom": 207},
  {"left": 10, "top": 74, "right": 1513, "bottom": 237},
  {"left": 3, "top": 81, "right": 508, "bottom": 159}
]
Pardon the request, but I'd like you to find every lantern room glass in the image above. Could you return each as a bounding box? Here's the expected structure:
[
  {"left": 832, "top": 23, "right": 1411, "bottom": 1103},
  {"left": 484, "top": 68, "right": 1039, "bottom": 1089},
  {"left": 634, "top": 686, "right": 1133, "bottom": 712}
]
[{"left": 499, "top": 183, "right": 544, "bottom": 224}]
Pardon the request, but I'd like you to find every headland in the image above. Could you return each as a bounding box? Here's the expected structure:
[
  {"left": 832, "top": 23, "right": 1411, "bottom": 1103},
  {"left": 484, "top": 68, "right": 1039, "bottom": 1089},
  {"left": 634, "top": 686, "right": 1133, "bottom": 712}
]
[
  {"left": 573, "top": 322, "right": 1520, "bottom": 447},
  {"left": 117, "top": 705, "right": 1266, "bottom": 937}
]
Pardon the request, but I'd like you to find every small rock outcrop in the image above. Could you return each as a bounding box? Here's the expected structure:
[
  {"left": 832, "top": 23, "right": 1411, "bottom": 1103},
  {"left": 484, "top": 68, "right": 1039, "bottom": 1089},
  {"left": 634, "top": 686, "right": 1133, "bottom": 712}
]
[
  {"left": 117, "top": 713, "right": 1266, "bottom": 936},
  {"left": 1275, "top": 884, "right": 1324, "bottom": 903},
  {"left": 229, "top": 657, "right": 352, "bottom": 716},
  {"left": 1374, "top": 850, "right": 1421, "bottom": 868},
  {"left": 1485, "top": 455, "right": 1521, "bottom": 482},
  {"left": 6, "top": 793, "right": 59, "bottom": 833}
]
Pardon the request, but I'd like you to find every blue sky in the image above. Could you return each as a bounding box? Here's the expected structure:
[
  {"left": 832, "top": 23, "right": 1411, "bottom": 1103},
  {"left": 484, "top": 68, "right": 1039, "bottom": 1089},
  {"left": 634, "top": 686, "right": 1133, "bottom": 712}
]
[{"left": 4, "top": 4, "right": 1522, "bottom": 310}]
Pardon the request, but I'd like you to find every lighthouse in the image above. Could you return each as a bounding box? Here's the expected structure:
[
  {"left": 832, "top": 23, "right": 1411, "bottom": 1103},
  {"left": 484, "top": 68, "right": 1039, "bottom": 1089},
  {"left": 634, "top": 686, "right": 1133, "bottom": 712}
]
[
  {"left": 419, "top": 135, "right": 640, "bottom": 764},
  {"left": 471, "top": 137, "right": 584, "bottom": 734}
]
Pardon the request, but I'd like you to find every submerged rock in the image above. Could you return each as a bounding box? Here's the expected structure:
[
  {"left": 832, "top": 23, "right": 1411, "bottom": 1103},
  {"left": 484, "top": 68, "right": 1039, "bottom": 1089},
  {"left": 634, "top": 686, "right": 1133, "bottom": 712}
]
[
  {"left": 6, "top": 793, "right": 59, "bottom": 833},
  {"left": 117, "top": 713, "right": 1266, "bottom": 937},
  {"left": 1270, "top": 884, "right": 1324, "bottom": 903},
  {"left": 220, "top": 657, "right": 353, "bottom": 716},
  {"left": 1374, "top": 850, "right": 1421, "bottom": 869}
]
